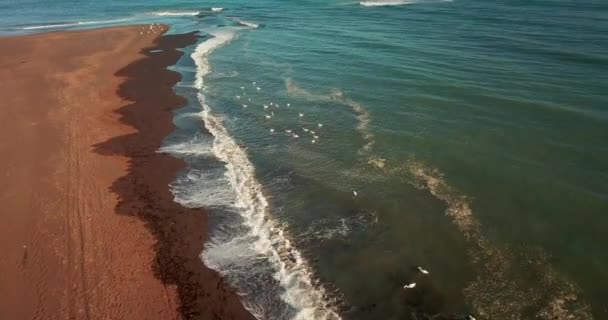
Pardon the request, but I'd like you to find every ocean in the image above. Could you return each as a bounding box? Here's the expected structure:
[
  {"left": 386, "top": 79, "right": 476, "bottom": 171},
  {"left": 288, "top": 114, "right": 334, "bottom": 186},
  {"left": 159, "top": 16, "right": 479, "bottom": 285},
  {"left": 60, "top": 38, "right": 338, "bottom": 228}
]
[{"left": 1, "top": 0, "right": 606, "bottom": 319}]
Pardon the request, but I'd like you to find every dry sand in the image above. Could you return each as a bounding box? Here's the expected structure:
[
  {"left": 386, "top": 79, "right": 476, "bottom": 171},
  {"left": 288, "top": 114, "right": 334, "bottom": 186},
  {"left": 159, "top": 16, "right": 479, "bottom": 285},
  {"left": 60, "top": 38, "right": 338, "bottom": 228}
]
[{"left": 0, "top": 25, "right": 254, "bottom": 320}]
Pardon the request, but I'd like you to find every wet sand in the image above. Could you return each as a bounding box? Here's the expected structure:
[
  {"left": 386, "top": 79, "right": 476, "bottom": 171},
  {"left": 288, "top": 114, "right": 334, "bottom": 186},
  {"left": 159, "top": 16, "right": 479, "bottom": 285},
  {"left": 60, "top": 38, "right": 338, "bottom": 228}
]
[{"left": 0, "top": 26, "right": 254, "bottom": 320}]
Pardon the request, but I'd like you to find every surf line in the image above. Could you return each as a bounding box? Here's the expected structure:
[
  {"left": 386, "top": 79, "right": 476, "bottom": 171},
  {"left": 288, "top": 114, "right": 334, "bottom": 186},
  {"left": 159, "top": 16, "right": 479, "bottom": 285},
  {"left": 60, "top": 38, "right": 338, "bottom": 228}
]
[{"left": 189, "top": 26, "right": 342, "bottom": 320}]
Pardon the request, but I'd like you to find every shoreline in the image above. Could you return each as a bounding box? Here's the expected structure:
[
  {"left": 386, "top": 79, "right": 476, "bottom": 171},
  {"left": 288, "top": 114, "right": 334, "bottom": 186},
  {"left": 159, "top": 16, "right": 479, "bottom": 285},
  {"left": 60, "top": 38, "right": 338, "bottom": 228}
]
[{"left": 0, "top": 25, "right": 254, "bottom": 319}]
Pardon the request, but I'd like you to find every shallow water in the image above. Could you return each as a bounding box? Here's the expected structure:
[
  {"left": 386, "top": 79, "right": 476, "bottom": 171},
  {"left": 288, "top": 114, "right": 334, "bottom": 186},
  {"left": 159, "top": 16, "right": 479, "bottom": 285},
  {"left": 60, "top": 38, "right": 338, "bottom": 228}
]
[{"left": 2, "top": 0, "right": 607, "bottom": 319}]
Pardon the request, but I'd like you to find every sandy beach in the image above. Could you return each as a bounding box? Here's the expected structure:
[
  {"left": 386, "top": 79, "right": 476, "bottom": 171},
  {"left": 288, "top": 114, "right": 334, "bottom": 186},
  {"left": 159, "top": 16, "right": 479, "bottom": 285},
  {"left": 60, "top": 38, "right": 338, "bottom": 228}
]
[{"left": 0, "top": 26, "right": 254, "bottom": 320}]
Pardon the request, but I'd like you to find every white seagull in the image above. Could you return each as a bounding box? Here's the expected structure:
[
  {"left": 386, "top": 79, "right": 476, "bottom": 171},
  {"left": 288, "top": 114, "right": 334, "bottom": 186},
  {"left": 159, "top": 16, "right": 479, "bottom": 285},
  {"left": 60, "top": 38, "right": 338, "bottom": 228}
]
[
  {"left": 303, "top": 128, "right": 309, "bottom": 132},
  {"left": 236, "top": 95, "right": 241, "bottom": 99},
  {"left": 311, "top": 139, "right": 317, "bottom": 144},
  {"left": 465, "top": 316, "right": 476, "bottom": 320},
  {"left": 263, "top": 105, "right": 269, "bottom": 109},
  {"left": 417, "top": 266, "right": 430, "bottom": 275},
  {"left": 353, "top": 191, "right": 358, "bottom": 196},
  {"left": 318, "top": 123, "right": 323, "bottom": 128},
  {"left": 293, "top": 134, "right": 300, "bottom": 138},
  {"left": 287, "top": 103, "right": 291, "bottom": 107},
  {"left": 299, "top": 113, "right": 304, "bottom": 118},
  {"left": 240, "top": 86, "right": 245, "bottom": 90},
  {"left": 242, "top": 104, "right": 248, "bottom": 108},
  {"left": 265, "top": 115, "right": 272, "bottom": 119},
  {"left": 285, "top": 129, "right": 292, "bottom": 133},
  {"left": 256, "top": 87, "right": 261, "bottom": 91},
  {"left": 270, "top": 128, "right": 275, "bottom": 133},
  {"left": 403, "top": 283, "right": 416, "bottom": 289}
]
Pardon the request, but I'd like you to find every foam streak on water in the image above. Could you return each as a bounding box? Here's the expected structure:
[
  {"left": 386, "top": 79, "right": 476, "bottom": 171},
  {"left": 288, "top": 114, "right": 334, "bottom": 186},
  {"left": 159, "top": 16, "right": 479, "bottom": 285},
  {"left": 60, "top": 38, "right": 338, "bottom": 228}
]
[
  {"left": 404, "top": 160, "right": 593, "bottom": 320},
  {"left": 187, "top": 27, "right": 341, "bottom": 320},
  {"left": 285, "top": 79, "right": 375, "bottom": 154}
]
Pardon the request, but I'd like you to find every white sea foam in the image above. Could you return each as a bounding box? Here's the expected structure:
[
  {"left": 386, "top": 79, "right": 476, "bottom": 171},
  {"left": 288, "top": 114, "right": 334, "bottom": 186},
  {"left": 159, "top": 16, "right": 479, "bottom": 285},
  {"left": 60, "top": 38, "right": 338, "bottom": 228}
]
[
  {"left": 360, "top": 0, "right": 451, "bottom": 6},
  {"left": 228, "top": 17, "right": 260, "bottom": 28},
  {"left": 187, "top": 25, "right": 341, "bottom": 320},
  {"left": 360, "top": 0, "right": 417, "bottom": 6},
  {"left": 18, "top": 18, "right": 131, "bottom": 30},
  {"left": 149, "top": 11, "right": 201, "bottom": 17}
]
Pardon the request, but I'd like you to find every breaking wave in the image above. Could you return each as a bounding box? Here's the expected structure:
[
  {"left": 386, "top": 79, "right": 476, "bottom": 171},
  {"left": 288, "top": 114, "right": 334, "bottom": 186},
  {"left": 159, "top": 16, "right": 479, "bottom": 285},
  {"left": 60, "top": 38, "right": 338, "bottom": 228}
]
[
  {"left": 149, "top": 11, "right": 201, "bottom": 17},
  {"left": 165, "top": 24, "right": 342, "bottom": 320},
  {"left": 360, "top": 0, "right": 452, "bottom": 6}
]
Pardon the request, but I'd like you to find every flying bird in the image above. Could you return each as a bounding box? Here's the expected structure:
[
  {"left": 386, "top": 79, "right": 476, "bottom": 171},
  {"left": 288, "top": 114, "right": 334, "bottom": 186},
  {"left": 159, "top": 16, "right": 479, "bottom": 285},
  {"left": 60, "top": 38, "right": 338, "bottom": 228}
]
[
  {"left": 403, "top": 283, "right": 416, "bottom": 289},
  {"left": 417, "top": 266, "right": 430, "bottom": 275}
]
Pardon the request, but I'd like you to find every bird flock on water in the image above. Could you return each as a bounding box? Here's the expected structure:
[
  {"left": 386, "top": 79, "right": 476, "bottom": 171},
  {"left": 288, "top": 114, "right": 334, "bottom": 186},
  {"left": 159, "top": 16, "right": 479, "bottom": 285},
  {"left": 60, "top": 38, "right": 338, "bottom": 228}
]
[{"left": 237, "top": 81, "right": 325, "bottom": 144}]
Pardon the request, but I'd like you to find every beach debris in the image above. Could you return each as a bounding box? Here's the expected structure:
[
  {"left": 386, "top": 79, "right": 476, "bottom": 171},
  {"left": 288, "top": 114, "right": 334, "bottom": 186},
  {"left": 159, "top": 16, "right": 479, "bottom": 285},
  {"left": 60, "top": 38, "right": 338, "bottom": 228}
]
[
  {"left": 353, "top": 190, "right": 358, "bottom": 197},
  {"left": 417, "top": 266, "right": 430, "bottom": 275},
  {"left": 318, "top": 123, "right": 323, "bottom": 128},
  {"left": 299, "top": 113, "right": 304, "bottom": 118},
  {"left": 403, "top": 282, "right": 416, "bottom": 289},
  {"left": 242, "top": 104, "right": 248, "bottom": 108}
]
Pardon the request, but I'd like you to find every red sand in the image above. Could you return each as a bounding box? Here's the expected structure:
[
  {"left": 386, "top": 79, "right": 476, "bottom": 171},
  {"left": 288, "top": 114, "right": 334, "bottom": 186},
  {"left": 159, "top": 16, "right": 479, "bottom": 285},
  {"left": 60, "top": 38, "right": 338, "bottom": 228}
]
[{"left": 0, "top": 25, "right": 254, "bottom": 320}]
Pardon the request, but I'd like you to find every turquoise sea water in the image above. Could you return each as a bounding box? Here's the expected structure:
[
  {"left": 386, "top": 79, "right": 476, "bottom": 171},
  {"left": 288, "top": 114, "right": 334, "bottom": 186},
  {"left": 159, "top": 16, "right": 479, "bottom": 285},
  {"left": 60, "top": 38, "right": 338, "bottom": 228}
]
[{"left": 2, "top": 0, "right": 607, "bottom": 319}]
